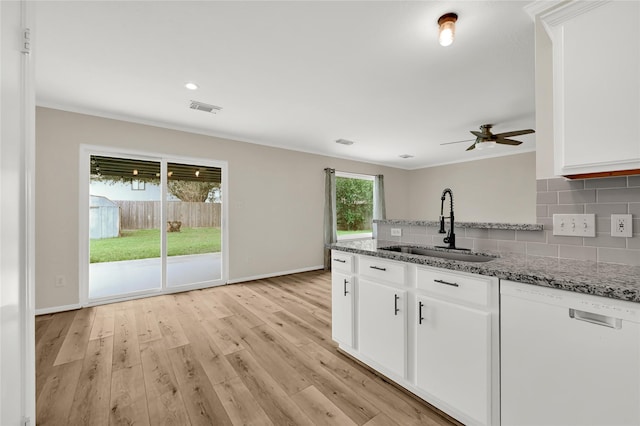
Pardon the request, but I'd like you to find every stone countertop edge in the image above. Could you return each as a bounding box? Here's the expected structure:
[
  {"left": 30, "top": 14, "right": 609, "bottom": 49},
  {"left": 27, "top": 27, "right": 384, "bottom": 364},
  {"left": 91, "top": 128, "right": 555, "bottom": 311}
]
[
  {"left": 374, "top": 219, "right": 543, "bottom": 231},
  {"left": 330, "top": 239, "right": 640, "bottom": 304}
]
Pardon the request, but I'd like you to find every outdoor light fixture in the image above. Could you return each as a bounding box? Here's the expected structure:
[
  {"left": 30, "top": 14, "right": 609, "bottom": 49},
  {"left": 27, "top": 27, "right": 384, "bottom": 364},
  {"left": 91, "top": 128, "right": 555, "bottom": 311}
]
[
  {"left": 133, "top": 169, "right": 138, "bottom": 176},
  {"left": 195, "top": 170, "right": 200, "bottom": 177},
  {"left": 438, "top": 13, "right": 458, "bottom": 47}
]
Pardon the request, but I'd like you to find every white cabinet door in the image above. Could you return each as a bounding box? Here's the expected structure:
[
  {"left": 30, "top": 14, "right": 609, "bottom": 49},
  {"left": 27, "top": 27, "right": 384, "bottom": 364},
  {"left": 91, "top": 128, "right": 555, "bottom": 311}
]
[
  {"left": 331, "top": 271, "right": 354, "bottom": 347},
  {"left": 359, "top": 278, "right": 406, "bottom": 378},
  {"left": 416, "top": 295, "right": 491, "bottom": 426},
  {"left": 544, "top": 1, "right": 640, "bottom": 176}
]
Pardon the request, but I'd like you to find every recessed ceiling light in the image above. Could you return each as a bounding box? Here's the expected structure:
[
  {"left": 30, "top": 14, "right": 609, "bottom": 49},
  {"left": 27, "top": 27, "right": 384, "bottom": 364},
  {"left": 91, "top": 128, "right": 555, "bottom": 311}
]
[
  {"left": 399, "top": 154, "right": 414, "bottom": 159},
  {"left": 336, "top": 139, "right": 355, "bottom": 145},
  {"left": 185, "top": 82, "right": 199, "bottom": 90}
]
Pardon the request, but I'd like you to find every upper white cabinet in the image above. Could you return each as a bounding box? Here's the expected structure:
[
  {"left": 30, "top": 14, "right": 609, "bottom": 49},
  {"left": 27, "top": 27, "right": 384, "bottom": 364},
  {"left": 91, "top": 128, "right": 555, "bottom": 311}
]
[{"left": 541, "top": 1, "right": 640, "bottom": 177}]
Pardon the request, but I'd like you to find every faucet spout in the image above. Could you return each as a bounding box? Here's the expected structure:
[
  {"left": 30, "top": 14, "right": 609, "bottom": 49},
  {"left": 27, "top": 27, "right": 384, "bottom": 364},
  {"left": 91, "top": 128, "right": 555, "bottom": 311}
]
[{"left": 439, "top": 188, "right": 456, "bottom": 249}]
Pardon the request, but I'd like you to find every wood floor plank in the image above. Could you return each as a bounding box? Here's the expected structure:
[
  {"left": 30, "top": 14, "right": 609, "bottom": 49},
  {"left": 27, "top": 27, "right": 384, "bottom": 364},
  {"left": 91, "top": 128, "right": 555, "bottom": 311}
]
[
  {"left": 213, "top": 376, "right": 274, "bottom": 426},
  {"left": 36, "top": 359, "right": 84, "bottom": 426},
  {"left": 35, "top": 316, "right": 53, "bottom": 343},
  {"left": 90, "top": 304, "right": 115, "bottom": 341},
  {"left": 54, "top": 307, "right": 97, "bottom": 366},
  {"left": 112, "top": 308, "right": 141, "bottom": 371},
  {"left": 176, "top": 307, "right": 238, "bottom": 385},
  {"left": 199, "top": 287, "right": 234, "bottom": 319},
  {"left": 167, "top": 344, "right": 233, "bottom": 426},
  {"left": 363, "top": 412, "right": 402, "bottom": 426},
  {"left": 202, "top": 316, "right": 245, "bottom": 355},
  {"left": 216, "top": 291, "right": 265, "bottom": 329},
  {"left": 220, "top": 283, "right": 283, "bottom": 317},
  {"left": 135, "top": 299, "right": 163, "bottom": 344},
  {"left": 251, "top": 323, "right": 379, "bottom": 425},
  {"left": 291, "top": 385, "right": 358, "bottom": 426},
  {"left": 109, "top": 364, "right": 150, "bottom": 426},
  {"left": 139, "top": 339, "right": 191, "bottom": 426},
  {"left": 68, "top": 336, "right": 114, "bottom": 426},
  {"left": 36, "top": 310, "right": 77, "bottom": 399},
  {"left": 150, "top": 296, "right": 189, "bottom": 349},
  {"left": 226, "top": 349, "right": 314, "bottom": 426}
]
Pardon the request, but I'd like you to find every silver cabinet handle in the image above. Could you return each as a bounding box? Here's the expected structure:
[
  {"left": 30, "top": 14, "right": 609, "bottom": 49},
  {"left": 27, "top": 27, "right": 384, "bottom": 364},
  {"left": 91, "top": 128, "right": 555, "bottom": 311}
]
[
  {"left": 343, "top": 278, "right": 349, "bottom": 296},
  {"left": 333, "top": 258, "right": 346, "bottom": 263},
  {"left": 418, "top": 301, "right": 424, "bottom": 324},
  {"left": 569, "top": 308, "right": 622, "bottom": 329},
  {"left": 370, "top": 265, "right": 387, "bottom": 271},
  {"left": 394, "top": 294, "right": 400, "bottom": 315},
  {"left": 434, "top": 279, "right": 459, "bottom": 287}
]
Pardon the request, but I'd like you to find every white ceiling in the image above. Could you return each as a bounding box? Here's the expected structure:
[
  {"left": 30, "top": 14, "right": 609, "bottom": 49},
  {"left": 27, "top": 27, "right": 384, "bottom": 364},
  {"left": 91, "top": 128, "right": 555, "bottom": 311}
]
[{"left": 34, "top": 1, "right": 536, "bottom": 170}]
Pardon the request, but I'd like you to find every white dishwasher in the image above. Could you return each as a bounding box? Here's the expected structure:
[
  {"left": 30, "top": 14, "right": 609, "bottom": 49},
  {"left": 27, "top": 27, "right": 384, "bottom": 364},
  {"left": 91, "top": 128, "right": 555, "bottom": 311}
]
[{"left": 501, "top": 280, "right": 640, "bottom": 426}]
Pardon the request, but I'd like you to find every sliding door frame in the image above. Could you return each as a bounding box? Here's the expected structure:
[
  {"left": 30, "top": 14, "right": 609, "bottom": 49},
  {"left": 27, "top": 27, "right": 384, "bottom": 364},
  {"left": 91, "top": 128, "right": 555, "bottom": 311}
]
[{"left": 79, "top": 144, "right": 229, "bottom": 307}]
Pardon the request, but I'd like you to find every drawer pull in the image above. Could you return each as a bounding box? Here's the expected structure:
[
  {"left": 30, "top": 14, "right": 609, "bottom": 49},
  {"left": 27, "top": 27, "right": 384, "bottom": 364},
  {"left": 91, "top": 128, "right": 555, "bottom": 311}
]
[
  {"left": 569, "top": 308, "right": 622, "bottom": 329},
  {"left": 333, "top": 258, "right": 346, "bottom": 263},
  {"left": 370, "top": 265, "right": 387, "bottom": 271},
  {"left": 394, "top": 294, "right": 400, "bottom": 315},
  {"left": 434, "top": 278, "right": 459, "bottom": 287},
  {"left": 343, "top": 278, "right": 349, "bottom": 296},
  {"left": 418, "top": 301, "right": 424, "bottom": 324}
]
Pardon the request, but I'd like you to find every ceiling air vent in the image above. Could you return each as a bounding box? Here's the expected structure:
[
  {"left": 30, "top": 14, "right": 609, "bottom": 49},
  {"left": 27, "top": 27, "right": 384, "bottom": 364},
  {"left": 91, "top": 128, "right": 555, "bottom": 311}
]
[
  {"left": 189, "top": 100, "right": 222, "bottom": 114},
  {"left": 399, "top": 154, "right": 414, "bottom": 159},
  {"left": 335, "top": 139, "right": 355, "bottom": 146}
]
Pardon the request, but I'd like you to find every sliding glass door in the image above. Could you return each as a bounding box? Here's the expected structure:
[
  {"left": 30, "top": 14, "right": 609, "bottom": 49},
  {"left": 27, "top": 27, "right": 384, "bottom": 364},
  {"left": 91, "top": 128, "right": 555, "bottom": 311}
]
[{"left": 83, "top": 147, "right": 226, "bottom": 303}]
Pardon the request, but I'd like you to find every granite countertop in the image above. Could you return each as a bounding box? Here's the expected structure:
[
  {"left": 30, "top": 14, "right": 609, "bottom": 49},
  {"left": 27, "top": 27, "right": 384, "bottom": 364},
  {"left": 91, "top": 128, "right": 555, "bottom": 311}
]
[
  {"left": 374, "top": 219, "right": 543, "bottom": 231},
  {"left": 331, "top": 239, "right": 640, "bottom": 303}
]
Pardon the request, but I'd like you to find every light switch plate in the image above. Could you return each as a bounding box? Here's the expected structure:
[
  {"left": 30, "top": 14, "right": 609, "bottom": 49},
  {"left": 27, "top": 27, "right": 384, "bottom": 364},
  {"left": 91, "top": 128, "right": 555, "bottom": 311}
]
[
  {"left": 611, "top": 214, "right": 632, "bottom": 237},
  {"left": 390, "top": 228, "right": 402, "bottom": 237},
  {"left": 552, "top": 214, "right": 596, "bottom": 237}
]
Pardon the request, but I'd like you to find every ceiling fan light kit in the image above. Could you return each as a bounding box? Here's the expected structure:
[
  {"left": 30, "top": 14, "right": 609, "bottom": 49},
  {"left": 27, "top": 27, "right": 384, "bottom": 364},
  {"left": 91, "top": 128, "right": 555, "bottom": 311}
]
[{"left": 438, "top": 13, "right": 458, "bottom": 47}]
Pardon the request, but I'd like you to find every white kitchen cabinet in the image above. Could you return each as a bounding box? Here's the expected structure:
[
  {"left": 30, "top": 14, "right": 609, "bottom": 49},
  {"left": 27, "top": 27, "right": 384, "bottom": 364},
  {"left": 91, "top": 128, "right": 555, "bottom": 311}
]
[
  {"left": 331, "top": 252, "right": 355, "bottom": 347},
  {"left": 541, "top": 1, "right": 640, "bottom": 176},
  {"left": 358, "top": 278, "right": 406, "bottom": 378},
  {"left": 501, "top": 280, "right": 640, "bottom": 425},
  {"left": 416, "top": 295, "right": 491, "bottom": 426},
  {"left": 331, "top": 271, "right": 354, "bottom": 347}
]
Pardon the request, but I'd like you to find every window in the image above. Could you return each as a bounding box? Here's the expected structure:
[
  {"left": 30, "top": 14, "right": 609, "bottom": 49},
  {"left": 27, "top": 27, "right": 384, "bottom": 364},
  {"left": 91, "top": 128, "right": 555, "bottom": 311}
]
[
  {"left": 336, "top": 172, "right": 374, "bottom": 240},
  {"left": 131, "top": 179, "right": 145, "bottom": 191}
]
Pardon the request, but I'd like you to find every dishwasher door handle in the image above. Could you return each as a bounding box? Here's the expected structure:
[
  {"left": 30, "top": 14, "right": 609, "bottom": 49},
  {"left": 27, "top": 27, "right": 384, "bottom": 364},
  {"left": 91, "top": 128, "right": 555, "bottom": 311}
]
[{"left": 569, "top": 308, "right": 622, "bottom": 329}]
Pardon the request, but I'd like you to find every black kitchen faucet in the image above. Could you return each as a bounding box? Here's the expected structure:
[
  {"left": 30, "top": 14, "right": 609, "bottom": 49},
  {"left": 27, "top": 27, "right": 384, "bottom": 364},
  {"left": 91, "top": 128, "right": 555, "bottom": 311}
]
[{"left": 439, "top": 188, "right": 457, "bottom": 249}]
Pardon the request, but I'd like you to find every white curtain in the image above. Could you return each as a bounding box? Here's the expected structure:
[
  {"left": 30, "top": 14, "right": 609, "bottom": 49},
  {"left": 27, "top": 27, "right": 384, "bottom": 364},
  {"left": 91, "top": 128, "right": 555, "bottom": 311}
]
[
  {"left": 372, "top": 174, "right": 386, "bottom": 239},
  {"left": 323, "top": 168, "right": 337, "bottom": 270}
]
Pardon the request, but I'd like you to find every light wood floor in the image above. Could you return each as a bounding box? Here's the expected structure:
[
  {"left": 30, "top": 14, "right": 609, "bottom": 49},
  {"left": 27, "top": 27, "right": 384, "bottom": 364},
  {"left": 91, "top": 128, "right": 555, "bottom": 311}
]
[{"left": 36, "top": 270, "right": 457, "bottom": 425}]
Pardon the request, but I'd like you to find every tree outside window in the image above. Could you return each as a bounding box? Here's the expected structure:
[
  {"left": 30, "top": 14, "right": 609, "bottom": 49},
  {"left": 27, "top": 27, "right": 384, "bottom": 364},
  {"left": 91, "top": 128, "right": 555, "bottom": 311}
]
[{"left": 336, "top": 173, "right": 373, "bottom": 240}]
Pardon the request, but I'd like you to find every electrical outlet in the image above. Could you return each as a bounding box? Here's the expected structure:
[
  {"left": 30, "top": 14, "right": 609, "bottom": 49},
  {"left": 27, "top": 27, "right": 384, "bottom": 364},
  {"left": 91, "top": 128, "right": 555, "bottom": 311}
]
[
  {"left": 55, "top": 275, "right": 66, "bottom": 287},
  {"left": 552, "top": 214, "right": 596, "bottom": 237},
  {"left": 611, "top": 214, "right": 632, "bottom": 237},
  {"left": 390, "top": 228, "right": 402, "bottom": 237}
]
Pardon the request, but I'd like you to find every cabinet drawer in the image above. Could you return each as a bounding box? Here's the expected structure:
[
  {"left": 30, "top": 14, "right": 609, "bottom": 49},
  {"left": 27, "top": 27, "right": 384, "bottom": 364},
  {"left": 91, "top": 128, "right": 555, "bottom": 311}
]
[
  {"left": 417, "top": 267, "right": 491, "bottom": 307},
  {"left": 331, "top": 251, "right": 353, "bottom": 273},
  {"left": 359, "top": 256, "right": 406, "bottom": 286}
]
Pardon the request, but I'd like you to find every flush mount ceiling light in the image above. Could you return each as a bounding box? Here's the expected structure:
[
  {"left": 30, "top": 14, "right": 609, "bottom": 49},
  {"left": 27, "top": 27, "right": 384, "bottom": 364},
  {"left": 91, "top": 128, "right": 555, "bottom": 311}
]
[
  {"left": 438, "top": 13, "right": 458, "bottom": 47},
  {"left": 335, "top": 139, "right": 355, "bottom": 146},
  {"left": 184, "top": 82, "right": 199, "bottom": 90}
]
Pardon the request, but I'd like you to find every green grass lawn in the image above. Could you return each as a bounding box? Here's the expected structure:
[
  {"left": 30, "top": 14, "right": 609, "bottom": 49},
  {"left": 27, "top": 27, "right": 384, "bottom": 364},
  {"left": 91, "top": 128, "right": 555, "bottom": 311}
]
[
  {"left": 337, "top": 229, "right": 372, "bottom": 236},
  {"left": 90, "top": 227, "right": 221, "bottom": 263}
]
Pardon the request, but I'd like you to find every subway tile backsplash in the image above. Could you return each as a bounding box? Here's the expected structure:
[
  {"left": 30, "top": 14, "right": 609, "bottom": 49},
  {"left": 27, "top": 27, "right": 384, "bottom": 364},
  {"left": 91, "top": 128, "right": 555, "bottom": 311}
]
[{"left": 376, "top": 176, "right": 640, "bottom": 266}]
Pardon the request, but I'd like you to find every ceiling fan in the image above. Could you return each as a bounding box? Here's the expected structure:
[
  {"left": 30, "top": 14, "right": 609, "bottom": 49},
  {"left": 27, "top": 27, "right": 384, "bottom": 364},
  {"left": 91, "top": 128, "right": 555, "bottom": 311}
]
[{"left": 441, "top": 124, "right": 535, "bottom": 151}]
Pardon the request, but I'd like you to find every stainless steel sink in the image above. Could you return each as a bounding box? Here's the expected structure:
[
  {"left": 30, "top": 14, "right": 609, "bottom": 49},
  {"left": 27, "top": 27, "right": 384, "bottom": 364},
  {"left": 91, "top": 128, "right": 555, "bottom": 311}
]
[{"left": 379, "top": 246, "right": 497, "bottom": 263}]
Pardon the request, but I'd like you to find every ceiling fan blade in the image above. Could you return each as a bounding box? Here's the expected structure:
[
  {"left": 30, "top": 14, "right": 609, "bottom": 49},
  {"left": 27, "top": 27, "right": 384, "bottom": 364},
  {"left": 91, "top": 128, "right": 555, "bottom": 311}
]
[
  {"left": 495, "top": 138, "right": 523, "bottom": 146},
  {"left": 465, "top": 140, "right": 477, "bottom": 151},
  {"left": 440, "top": 138, "right": 475, "bottom": 146},
  {"left": 470, "top": 130, "right": 489, "bottom": 139},
  {"left": 493, "top": 129, "right": 535, "bottom": 138}
]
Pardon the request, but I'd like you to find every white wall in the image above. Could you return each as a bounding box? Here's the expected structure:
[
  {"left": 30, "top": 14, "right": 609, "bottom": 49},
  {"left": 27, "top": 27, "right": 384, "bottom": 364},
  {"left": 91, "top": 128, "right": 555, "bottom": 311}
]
[
  {"left": 35, "top": 107, "right": 411, "bottom": 310},
  {"left": 406, "top": 152, "right": 537, "bottom": 224}
]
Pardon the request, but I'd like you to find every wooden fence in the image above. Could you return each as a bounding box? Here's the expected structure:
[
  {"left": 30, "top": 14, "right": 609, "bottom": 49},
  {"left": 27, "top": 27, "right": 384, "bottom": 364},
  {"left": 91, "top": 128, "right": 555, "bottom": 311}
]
[{"left": 116, "top": 201, "right": 221, "bottom": 229}]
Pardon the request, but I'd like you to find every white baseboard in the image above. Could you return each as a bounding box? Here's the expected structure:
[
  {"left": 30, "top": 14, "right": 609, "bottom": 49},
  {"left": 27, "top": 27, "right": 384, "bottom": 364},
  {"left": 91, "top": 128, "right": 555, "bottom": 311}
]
[
  {"left": 227, "top": 265, "right": 324, "bottom": 285},
  {"left": 35, "top": 303, "right": 82, "bottom": 316}
]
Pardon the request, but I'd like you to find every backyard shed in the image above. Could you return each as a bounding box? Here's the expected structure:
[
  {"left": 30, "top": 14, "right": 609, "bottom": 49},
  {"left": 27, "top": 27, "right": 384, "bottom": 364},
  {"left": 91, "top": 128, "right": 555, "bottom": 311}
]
[{"left": 90, "top": 195, "right": 120, "bottom": 239}]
